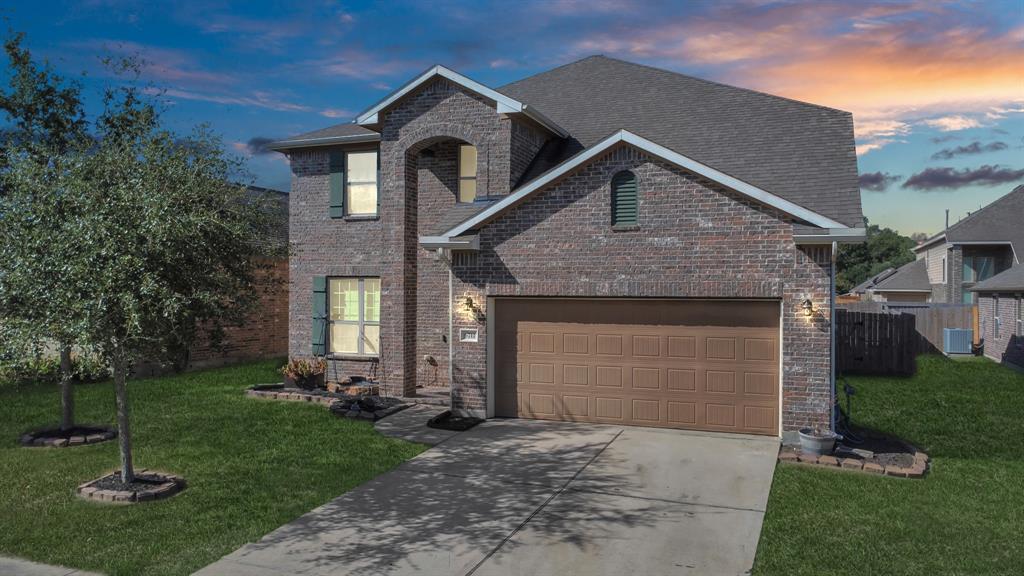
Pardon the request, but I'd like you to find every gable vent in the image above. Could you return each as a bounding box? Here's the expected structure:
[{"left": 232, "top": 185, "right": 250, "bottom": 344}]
[{"left": 611, "top": 170, "right": 638, "bottom": 227}]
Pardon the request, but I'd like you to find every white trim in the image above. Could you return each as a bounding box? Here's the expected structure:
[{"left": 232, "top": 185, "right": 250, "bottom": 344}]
[
  {"left": 433, "top": 130, "right": 848, "bottom": 241},
  {"left": 419, "top": 235, "right": 480, "bottom": 250},
  {"left": 950, "top": 241, "right": 1019, "bottom": 265},
  {"left": 355, "top": 65, "right": 568, "bottom": 137},
  {"left": 873, "top": 289, "right": 932, "bottom": 293},
  {"left": 795, "top": 228, "right": 867, "bottom": 244},
  {"left": 268, "top": 132, "right": 380, "bottom": 151}
]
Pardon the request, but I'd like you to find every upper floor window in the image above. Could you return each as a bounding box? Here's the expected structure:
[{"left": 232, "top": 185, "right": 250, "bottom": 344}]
[
  {"left": 458, "top": 144, "right": 478, "bottom": 203},
  {"left": 963, "top": 256, "right": 994, "bottom": 283},
  {"left": 346, "top": 150, "right": 378, "bottom": 216},
  {"left": 611, "top": 170, "right": 638, "bottom": 227}
]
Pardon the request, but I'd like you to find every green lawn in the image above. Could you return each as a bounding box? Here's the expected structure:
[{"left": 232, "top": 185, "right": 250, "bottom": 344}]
[
  {"left": 0, "top": 360, "right": 426, "bottom": 576},
  {"left": 754, "top": 355, "right": 1024, "bottom": 575}
]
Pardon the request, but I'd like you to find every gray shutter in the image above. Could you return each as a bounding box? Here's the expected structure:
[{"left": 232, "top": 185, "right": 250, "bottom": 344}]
[
  {"left": 329, "top": 151, "right": 344, "bottom": 218},
  {"left": 312, "top": 276, "right": 327, "bottom": 356},
  {"left": 611, "top": 171, "right": 638, "bottom": 226}
]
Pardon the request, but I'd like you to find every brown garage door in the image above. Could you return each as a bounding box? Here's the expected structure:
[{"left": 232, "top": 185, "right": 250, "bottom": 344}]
[{"left": 493, "top": 299, "right": 780, "bottom": 435}]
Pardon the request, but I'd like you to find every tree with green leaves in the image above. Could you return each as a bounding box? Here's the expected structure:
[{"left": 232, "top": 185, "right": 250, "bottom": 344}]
[
  {"left": 0, "top": 32, "right": 90, "bottom": 431},
  {"left": 836, "top": 220, "right": 917, "bottom": 293},
  {"left": 2, "top": 34, "right": 281, "bottom": 483}
]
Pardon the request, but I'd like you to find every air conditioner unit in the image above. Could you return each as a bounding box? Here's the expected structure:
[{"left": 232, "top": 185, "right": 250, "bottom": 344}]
[{"left": 943, "top": 328, "right": 973, "bottom": 355}]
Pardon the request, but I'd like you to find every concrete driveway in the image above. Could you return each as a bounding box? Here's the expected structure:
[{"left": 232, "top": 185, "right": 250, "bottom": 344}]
[{"left": 196, "top": 414, "right": 778, "bottom": 576}]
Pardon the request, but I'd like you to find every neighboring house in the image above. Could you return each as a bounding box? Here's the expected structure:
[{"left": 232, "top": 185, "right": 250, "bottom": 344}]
[
  {"left": 913, "top": 185, "right": 1023, "bottom": 304},
  {"left": 851, "top": 260, "right": 931, "bottom": 302},
  {"left": 270, "top": 56, "right": 865, "bottom": 438},
  {"left": 972, "top": 265, "right": 1024, "bottom": 369}
]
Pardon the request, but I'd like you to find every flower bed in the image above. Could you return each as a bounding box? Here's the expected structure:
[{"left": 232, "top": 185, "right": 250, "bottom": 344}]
[
  {"left": 247, "top": 384, "right": 409, "bottom": 421},
  {"left": 779, "top": 428, "right": 929, "bottom": 478}
]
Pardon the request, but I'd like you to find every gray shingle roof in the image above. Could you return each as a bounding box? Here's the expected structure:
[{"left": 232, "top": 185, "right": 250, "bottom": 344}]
[
  {"left": 919, "top": 185, "right": 1024, "bottom": 255},
  {"left": 850, "top": 267, "right": 896, "bottom": 293},
  {"left": 971, "top": 264, "right": 1024, "bottom": 292},
  {"left": 269, "top": 123, "right": 379, "bottom": 150},
  {"left": 872, "top": 259, "right": 930, "bottom": 292},
  {"left": 499, "top": 56, "right": 863, "bottom": 228},
  {"left": 428, "top": 199, "right": 500, "bottom": 236}
]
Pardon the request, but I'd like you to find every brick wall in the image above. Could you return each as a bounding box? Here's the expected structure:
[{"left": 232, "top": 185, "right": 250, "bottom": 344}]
[
  {"left": 286, "top": 147, "right": 385, "bottom": 381},
  {"left": 449, "top": 145, "right": 833, "bottom": 430},
  {"left": 979, "top": 293, "right": 1024, "bottom": 367},
  {"left": 188, "top": 259, "right": 289, "bottom": 369},
  {"left": 288, "top": 78, "right": 547, "bottom": 394}
]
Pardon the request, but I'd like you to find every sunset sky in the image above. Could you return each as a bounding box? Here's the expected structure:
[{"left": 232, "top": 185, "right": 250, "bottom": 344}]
[{"left": 6, "top": 0, "right": 1023, "bottom": 236}]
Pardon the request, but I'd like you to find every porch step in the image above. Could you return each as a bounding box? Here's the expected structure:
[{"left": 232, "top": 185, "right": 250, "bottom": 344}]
[{"left": 402, "top": 388, "right": 450, "bottom": 407}]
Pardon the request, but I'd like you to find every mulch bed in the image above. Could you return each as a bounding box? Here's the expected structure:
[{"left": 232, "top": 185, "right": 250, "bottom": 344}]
[
  {"left": 77, "top": 470, "right": 185, "bottom": 503},
  {"left": 779, "top": 426, "right": 929, "bottom": 478},
  {"left": 20, "top": 425, "right": 117, "bottom": 448},
  {"left": 427, "top": 410, "right": 483, "bottom": 432},
  {"left": 329, "top": 396, "right": 408, "bottom": 421},
  {"left": 247, "top": 384, "right": 410, "bottom": 421}
]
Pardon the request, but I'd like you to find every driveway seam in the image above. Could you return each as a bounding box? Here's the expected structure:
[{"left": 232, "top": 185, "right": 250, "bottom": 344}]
[
  {"left": 463, "top": 428, "right": 624, "bottom": 576},
  {"left": 561, "top": 485, "right": 767, "bottom": 513}
]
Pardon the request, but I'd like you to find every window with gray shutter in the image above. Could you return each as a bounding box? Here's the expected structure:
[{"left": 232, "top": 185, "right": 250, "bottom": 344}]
[{"left": 611, "top": 170, "right": 638, "bottom": 228}]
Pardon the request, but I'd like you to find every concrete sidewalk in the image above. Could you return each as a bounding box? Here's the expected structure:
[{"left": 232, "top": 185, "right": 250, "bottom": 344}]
[{"left": 195, "top": 419, "right": 779, "bottom": 576}]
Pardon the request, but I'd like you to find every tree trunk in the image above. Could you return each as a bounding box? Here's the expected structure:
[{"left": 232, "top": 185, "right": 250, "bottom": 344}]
[
  {"left": 59, "top": 345, "right": 74, "bottom": 432},
  {"left": 112, "top": 348, "right": 135, "bottom": 483}
]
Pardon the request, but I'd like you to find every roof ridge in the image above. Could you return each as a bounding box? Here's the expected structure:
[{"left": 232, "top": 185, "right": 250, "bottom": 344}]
[
  {"left": 947, "top": 185, "right": 1024, "bottom": 234},
  {"left": 502, "top": 55, "right": 851, "bottom": 116}
]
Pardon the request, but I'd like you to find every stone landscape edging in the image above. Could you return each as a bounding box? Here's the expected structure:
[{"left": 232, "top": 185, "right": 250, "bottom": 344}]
[
  {"left": 19, "top": 425, "right": 117, "bottom": 448},
  {"left": 778, "top": 443, "right": 930, "bottom": 478},
  {"left": 77, "top": 469, "right": 185, "bottom": 504}
]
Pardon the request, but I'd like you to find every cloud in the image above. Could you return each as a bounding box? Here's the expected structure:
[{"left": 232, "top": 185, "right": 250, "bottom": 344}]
[
  {"left": 930, "top": 134, "right": 961, "bottom": 144},
  {"left": 68, "top": 39, "right": 233, "bottom": 87},
  {"left": 146, "top": 87, "right": 310, "bottom": 112},
  {"left": 859, "top": 171, "right": 902, "bottom": 192},
  {"left": 234, "top": 137, "right": 278, "bottom": 156},
  {"left": 856, "top": 139, "right": 906, "bottom": 156},
  {"left": 320, "top": 108, "right": 353, "bottom": 119},
  {"left": 567, "top": 2, "right": 1024, "bottom": 130},
  {"left": 921, "top": 115, "right": 982, "bottom": 132},
  {"left": 931, "top": 141, "right": 1008, "bottom": 160},
  {"left": 855, "top": 119, "right": 911, "bottom": 140},
  {"left": 903, "top": 165, "right": 1024, "bottom": 191}
]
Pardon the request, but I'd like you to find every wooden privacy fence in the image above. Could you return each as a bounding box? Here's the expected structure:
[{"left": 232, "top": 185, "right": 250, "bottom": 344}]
[
  {"left": 836, "top": 303, "right": 975, "bottom": 376},
  {"left": 835, "top": 309, "right": 916, "bottom": 376}
]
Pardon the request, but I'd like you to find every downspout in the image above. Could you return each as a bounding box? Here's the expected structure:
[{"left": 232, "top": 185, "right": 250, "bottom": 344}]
[
  {"left": 830, "top": 241, "right": 838, "bottom": 435},
  {"left": 448, "top": 255, "right": 455, "bottom": 412},
  {"left": 434, "top": 247, "right": 455, "bottom": 412}
]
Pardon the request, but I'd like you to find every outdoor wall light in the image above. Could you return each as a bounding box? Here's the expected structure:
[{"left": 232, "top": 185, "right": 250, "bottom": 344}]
[{"left": 801, "top": 299, "right": 814, "bottom": 317}]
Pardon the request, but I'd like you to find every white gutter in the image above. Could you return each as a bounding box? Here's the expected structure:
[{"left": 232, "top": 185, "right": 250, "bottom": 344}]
[
  {"left": 267, "top": 132, "right": 381, "bottom": 151},
  {"left": 420, "top": 235, "right": 480, "bottom": 250},
  {"left": 794, "top": 228, "right": 867, "bottom": 244},
  {"left": 431, "top": 130, "right": 850, "bottom": 242}
]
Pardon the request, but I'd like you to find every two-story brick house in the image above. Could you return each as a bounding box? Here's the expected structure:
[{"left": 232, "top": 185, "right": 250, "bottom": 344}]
[
  {"left": 270, "top": 56, "right": 865, "bottom": 439},
  {"left": 907, "top": 186, "right": 1023, "bottom": 303}
]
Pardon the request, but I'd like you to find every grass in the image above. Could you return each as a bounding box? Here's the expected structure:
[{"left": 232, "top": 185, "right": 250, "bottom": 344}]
[
  {"left": 0, "top": 359, "right": 426, "bottom": 576},
  {"left": 754, "top": 355, "right": 1024, "bottom": 575}
]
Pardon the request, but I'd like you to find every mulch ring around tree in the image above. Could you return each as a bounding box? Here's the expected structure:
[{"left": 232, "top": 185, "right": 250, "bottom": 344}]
[
  {"left": 779, "top": 425, "right": 930, "bottom": 478},
  {"left": 19, "top": 424, "right": 117, "bottom": 448},
  {"left": 77, "top": 469, "right": 185, "bottom": 504}
]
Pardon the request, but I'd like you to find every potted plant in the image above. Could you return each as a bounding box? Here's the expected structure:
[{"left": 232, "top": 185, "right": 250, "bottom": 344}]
[
  {"left": 280, "top": 358, "right": 327, "bottom": 391},
  {"left": 798, "top": 427, "right": 837, "bottom": 456}
]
